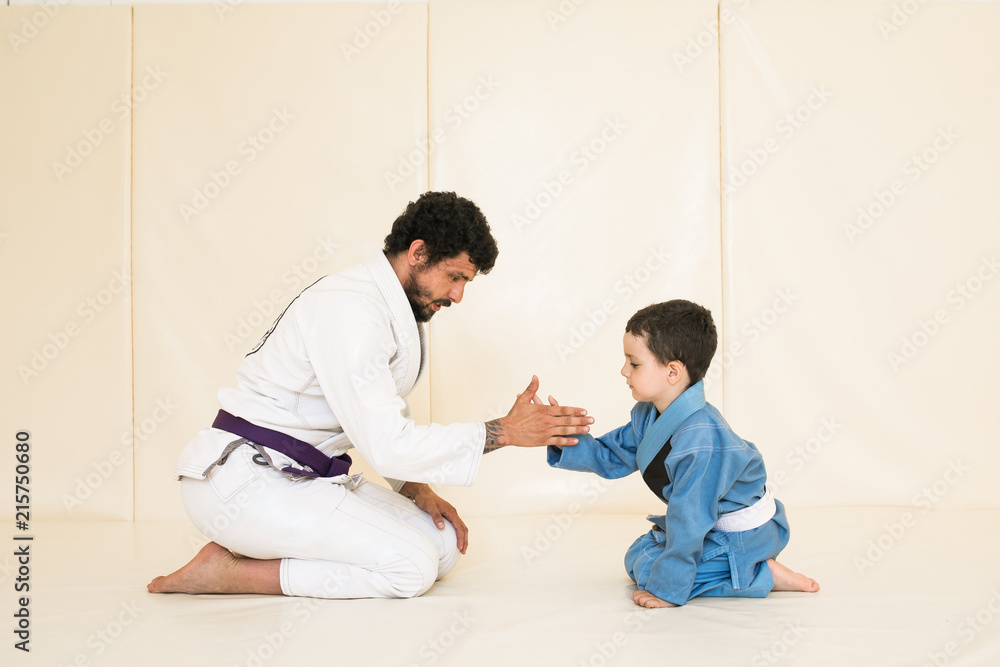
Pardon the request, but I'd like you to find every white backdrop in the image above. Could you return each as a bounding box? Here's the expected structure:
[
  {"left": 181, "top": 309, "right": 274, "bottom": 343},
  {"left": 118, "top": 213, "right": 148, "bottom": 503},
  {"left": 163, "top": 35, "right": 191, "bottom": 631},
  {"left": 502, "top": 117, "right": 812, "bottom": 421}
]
[
  {"left": 1, "top": 0, "right": 997, "bottom": 522},
  {"left": 720, "top": 0, "right": 1000, "bottom": 510},
  {"left": 1, "top": 9, "right": 133, "bottom": 520},
  {"left": 426, "top": 0, "right": 723, "bottom": 517}
]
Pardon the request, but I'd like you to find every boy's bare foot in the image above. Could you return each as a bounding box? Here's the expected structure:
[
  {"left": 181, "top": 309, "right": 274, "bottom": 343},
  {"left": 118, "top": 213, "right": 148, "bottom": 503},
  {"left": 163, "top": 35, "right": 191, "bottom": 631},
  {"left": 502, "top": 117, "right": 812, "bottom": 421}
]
[
  {"left": 147, "top": 542, "right": 281, "bottom": 595},
  {"left": 633, "top": 589, "right": 678, "bottom": 608},
  {"left": 767, "top": 559, "right": 820, "bottom": 593}
]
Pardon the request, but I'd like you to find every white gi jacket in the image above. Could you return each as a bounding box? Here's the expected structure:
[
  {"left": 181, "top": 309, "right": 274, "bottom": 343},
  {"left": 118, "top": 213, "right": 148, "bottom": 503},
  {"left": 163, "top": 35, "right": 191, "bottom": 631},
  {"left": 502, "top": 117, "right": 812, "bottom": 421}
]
[{"left": 175, "top": 252, "right": 485, "bottom": 488}]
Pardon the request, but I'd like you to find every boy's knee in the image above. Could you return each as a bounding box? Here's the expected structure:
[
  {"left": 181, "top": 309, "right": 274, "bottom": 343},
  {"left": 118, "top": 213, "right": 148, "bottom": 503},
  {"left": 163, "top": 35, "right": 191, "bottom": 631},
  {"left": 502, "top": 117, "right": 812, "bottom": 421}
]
[
  {"left": 623, "top": 532, "right": 661, "bottom": 588},
  {"left": 624, "top": 532, "right": 656, "bottom": 562}
]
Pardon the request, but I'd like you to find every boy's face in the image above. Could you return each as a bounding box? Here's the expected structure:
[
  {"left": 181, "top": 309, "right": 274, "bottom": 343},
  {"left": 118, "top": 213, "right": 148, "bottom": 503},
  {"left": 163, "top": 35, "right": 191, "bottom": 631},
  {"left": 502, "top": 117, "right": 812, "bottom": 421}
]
[{"left": 621, "top": 333, "right": 674, "bottom": 405}]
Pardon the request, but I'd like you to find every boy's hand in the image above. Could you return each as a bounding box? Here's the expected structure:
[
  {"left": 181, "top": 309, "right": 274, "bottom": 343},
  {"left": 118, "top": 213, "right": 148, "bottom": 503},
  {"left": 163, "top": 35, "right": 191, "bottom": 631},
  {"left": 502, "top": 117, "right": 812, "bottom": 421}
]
[
  {"left": 633, "top": 589, "right": 678, "bottom": 608},
  {"left": 496, "top": 376, "right": 592, "bottom": 448}
]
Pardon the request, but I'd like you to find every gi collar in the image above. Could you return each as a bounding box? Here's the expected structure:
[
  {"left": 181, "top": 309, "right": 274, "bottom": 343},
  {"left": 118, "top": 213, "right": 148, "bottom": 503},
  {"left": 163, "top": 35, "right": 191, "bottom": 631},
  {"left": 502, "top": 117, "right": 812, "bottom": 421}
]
[
  {"left": 366, "top": 251, "right": 423, "bottom": 394},
  {"left": 635, "top": 380, "right": 707, "bottom": 474}
]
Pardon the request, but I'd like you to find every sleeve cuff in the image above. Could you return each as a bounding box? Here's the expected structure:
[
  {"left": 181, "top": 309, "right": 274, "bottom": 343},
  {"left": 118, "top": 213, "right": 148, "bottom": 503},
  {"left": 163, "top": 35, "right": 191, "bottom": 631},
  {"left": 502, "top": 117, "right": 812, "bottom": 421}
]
[
  {"left": 385, "top": 477, "right": 407, "bottom": 493},
  {"left": 546, "top": 445, "right": 565, "bottom": 467}
]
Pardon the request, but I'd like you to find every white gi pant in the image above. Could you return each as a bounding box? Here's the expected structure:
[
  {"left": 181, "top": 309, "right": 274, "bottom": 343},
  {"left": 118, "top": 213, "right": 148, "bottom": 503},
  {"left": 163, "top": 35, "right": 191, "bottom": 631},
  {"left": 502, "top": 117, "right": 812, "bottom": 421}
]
[{"left": 181, "top": 444, "right": 460, "bottom": 599}]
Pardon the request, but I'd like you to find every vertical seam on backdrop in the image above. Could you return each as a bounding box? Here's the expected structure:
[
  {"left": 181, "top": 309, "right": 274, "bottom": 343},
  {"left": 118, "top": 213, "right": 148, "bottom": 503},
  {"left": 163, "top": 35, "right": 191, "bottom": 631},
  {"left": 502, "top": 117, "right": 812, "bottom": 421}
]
[
  {"left": 425, "top": 3, "right": 434, "bottom": 424},
  {"left": 717, "top": 1, "right": 726, "bottom": 417},
  {"left": 426, "top": 3, "right": 431, "bottom": 191},
  {"left": 129, "top": 7, "right": 136, "bottom": 522}
]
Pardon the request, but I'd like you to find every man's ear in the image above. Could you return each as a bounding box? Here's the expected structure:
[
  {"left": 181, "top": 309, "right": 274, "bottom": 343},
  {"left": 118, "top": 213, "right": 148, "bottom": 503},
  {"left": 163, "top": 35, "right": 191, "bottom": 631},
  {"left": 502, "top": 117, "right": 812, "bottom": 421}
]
[{"left": 407, "top": 239, "right": 428, "bottom": 267}]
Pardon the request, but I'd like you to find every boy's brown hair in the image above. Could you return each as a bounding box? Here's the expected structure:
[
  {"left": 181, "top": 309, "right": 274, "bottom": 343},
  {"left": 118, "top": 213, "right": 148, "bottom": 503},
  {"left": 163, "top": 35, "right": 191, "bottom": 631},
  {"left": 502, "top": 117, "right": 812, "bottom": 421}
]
[{"left": 625, "top": 300, "right": 718, "bottom": 384}]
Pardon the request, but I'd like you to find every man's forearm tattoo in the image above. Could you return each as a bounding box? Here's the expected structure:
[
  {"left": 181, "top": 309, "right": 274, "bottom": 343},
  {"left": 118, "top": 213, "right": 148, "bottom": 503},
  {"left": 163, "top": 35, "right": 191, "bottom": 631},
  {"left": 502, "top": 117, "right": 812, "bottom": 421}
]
[{"left": 484, "top": 419, "right": 506, "bottom": 453}]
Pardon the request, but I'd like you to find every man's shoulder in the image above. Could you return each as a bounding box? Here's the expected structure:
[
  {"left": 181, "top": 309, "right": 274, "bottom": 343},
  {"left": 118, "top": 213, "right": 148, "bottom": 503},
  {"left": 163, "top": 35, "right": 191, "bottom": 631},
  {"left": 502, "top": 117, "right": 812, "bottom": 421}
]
[
  {"left": 279, "top": 271, "right": 392, "bottom": 337},
  {"left": 299, "top": 264, "right": 385, "bottom": 307},
  {"left": 309, "top": 261, "right": 378, "bottom": 294}
]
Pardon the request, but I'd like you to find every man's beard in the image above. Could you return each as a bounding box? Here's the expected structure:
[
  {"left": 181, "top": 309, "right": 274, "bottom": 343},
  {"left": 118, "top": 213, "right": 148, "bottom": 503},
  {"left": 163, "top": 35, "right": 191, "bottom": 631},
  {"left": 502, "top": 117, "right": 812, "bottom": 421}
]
[{"left": 403, "top": 272, "right": 452, "bottom": 323}]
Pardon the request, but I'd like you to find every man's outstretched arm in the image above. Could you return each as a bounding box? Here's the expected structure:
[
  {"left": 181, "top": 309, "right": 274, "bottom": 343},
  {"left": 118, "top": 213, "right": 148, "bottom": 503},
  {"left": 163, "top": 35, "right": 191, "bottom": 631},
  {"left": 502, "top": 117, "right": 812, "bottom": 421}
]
[
  {"left": 484, "top": 420, "right": 507, "bottom": 453},
  {"left": 484, "top": 375, "right": 592, "bottom": 453}
]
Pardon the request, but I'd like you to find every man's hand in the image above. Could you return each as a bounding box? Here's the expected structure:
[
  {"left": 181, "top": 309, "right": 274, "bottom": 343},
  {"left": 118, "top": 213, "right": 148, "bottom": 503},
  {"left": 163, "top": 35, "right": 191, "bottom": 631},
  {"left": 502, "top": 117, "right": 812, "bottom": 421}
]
[
  {"left": 400, "top": 482, "right": 469, "bottom": 554},
  {"left": 484, "top": 376, "right": 592, "bottom": 452}
]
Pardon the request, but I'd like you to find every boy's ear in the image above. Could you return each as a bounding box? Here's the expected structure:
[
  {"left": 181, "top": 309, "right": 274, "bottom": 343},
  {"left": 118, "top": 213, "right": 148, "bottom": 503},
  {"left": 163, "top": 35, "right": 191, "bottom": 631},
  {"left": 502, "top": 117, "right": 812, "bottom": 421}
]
[{"left": 666, "top": 360, "right": 687, "bottom": 385}]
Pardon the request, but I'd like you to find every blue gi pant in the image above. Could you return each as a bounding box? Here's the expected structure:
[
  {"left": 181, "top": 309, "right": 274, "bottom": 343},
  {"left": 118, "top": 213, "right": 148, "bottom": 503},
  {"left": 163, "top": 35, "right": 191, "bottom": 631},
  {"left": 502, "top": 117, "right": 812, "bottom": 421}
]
[{"left": 624, "top": 501, "right": 790, "bottom": 602}]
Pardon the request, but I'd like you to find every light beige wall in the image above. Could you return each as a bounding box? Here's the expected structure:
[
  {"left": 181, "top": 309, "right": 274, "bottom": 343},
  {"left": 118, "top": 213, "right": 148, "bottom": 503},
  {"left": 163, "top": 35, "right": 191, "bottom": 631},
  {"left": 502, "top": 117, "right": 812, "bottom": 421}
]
[
  {"left": 2, "top": 1, "right": 998, "bottom": 522},
  {"left": 425, "top": 0, "right": 724, "bottom": 516},
  {"left": 719, "top": 0, "right": 1000, "bottom": 508},
  {"left": 1, "top": 8, "right": 133, "bottom": 520},
  {"left": 130, "top": 3, "right": 430, "bottom": 520}
]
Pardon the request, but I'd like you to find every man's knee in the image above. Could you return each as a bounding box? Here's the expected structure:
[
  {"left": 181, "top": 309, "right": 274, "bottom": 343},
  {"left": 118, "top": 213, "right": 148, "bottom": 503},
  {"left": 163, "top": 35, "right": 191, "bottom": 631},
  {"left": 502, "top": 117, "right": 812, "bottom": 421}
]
[
  {"left": 408, "top": 514, "right": 461, "bottom": 579},
  {"left": 389, "top": 554, "right": 439, "bottom": 598},
  {"left": 436, "top": 522, "right": 461, "bottom": 579},
  {"left": 388, "top": 524, "right": 462, "bottom": 594}
]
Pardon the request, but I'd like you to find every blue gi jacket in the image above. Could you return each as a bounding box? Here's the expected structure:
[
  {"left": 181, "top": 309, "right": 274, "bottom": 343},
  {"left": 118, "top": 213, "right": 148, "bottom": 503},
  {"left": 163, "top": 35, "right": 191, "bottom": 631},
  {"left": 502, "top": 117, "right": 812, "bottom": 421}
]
[{"left": 547, "top": 381, "right": 787, "bottom": 605}]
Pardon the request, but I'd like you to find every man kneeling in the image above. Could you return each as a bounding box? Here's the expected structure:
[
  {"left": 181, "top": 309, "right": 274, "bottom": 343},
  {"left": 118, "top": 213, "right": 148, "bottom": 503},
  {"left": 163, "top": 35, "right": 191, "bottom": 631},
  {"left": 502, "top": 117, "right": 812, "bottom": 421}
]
[{"left": 148, "top": 192, "right": 593, "bottom": 599}]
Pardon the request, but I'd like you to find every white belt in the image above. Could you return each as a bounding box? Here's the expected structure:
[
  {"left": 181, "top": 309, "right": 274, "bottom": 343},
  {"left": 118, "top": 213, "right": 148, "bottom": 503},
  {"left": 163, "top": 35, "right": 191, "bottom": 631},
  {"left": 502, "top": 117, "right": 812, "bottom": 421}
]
[{"left": 713, "top": 485, "right": 776, "bottom": 533}]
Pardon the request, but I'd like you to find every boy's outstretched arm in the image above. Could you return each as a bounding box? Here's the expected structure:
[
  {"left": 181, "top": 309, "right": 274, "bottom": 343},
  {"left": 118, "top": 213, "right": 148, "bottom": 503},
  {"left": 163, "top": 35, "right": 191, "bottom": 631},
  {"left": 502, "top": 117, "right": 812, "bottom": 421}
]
[{"left": 547, "top": 399, "right": 639, "bottom": 479}]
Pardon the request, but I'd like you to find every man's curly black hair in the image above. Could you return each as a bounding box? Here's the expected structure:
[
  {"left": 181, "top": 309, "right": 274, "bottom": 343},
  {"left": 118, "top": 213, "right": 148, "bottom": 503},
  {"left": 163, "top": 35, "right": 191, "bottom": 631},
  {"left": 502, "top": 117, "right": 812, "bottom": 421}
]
[{"left": 383, "top": 192, "right": 499, "bottom": 273}]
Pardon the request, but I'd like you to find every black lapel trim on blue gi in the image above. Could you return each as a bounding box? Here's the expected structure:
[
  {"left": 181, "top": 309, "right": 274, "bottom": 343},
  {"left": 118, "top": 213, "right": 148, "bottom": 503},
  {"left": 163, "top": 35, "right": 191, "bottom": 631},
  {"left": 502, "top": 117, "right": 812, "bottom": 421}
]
[{"left": 641, "top": 436, "right": 673, "bottom": 498}]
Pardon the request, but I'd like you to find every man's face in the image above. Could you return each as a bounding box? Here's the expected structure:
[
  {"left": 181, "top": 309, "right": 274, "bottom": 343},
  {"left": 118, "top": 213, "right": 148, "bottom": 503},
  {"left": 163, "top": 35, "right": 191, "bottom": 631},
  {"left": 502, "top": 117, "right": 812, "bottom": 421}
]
[{"left": 403, "top": 252, "right": 477, "bottom": 323}]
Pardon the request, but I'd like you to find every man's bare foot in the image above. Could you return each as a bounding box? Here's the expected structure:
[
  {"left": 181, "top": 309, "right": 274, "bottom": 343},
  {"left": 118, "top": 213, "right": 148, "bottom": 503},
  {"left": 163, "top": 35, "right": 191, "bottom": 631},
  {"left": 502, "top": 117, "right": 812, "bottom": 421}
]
[
  {"left": 633, "top": 589, "right": 678, "bottom": 608},
  {"left": 767, "top": 559, "right": 820, "bottom": 593},
  {"left": 147, "top": 542, "right": 282, "bottom": 595}
]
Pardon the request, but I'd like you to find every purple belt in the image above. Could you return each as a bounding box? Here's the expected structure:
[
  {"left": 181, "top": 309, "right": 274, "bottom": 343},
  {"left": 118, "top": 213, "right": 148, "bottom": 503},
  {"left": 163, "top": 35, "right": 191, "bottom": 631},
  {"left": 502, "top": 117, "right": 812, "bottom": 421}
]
[{"left": 212, "top": 410, "right": 352, "bottom": 478}]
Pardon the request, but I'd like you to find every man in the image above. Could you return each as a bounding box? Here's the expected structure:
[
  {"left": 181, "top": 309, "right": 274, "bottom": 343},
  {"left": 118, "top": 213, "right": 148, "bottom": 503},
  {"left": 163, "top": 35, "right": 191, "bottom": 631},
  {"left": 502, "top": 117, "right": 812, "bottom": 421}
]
[{"left": 148, "top": 192, "right": 592, "bottom": 599}]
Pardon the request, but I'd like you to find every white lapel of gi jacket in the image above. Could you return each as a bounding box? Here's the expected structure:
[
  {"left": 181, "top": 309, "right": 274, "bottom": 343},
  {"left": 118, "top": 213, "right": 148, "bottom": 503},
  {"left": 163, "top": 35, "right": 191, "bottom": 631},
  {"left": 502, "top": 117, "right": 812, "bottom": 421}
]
[{"left": 366, "top": 251, "right": 422, "bottom": 397}]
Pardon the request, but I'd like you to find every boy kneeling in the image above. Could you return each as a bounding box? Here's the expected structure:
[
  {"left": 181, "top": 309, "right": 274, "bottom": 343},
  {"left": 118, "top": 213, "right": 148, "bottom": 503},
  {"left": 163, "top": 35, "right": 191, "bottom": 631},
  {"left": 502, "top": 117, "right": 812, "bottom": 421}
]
[{"left": 548, "top": 300, "right": 819, "bottom": 607}]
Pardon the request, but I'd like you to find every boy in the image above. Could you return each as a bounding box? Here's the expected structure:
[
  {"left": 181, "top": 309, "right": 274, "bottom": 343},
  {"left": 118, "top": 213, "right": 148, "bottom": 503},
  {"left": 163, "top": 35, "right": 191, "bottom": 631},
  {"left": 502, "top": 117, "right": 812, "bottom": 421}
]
[{"left": 548, "top": 300, "right": 819, "bottom": 607}]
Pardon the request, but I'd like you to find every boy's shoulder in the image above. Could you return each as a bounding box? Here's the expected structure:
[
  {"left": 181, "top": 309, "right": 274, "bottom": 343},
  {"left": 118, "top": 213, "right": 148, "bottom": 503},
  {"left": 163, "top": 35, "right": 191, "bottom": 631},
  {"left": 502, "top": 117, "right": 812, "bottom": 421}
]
[
  {"left": 670, "top": 401, "right": 748, "bottom": 453},
  {"left": 625, "top": 399, "right": 728, "bottom": 435},
  {"left": 674, "top": 399, "right": 725, "bottom": 428}
]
